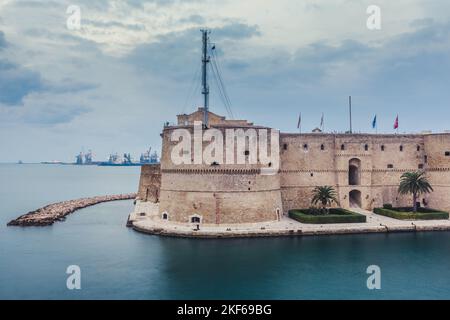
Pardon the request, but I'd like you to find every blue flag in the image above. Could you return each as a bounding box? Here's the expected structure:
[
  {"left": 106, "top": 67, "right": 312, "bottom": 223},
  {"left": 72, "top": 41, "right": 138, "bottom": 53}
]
[{"left": 372, "top": 115, "right": 377, "bottom": 129}]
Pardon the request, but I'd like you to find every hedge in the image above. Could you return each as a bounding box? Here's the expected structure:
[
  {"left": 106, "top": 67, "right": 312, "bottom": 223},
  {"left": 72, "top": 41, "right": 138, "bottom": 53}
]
[
  {"left": 373, "top": 207, "right": 449, "bottom": 220},
  {"left": 288, "top": 208, "right": 366, "bottom": 224}
]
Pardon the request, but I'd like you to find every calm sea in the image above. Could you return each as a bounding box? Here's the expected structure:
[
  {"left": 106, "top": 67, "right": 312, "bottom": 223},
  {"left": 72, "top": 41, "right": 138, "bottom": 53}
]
[{"left": 0, "top": 164, "right": 449, "bottom": 299}]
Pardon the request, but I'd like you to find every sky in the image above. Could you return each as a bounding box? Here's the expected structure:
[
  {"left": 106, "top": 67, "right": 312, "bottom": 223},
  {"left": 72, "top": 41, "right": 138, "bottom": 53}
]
[{"left": 1, "top": 0, "right": 450, "bottom": 162}]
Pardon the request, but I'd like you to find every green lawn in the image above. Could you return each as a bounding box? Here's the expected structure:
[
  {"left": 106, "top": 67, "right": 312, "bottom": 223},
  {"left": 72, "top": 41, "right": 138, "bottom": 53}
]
[
  {"left": 288, "top": 208, "right": 367, "bottom": 224},
  {"left": 373, "top": 207, "right": 449, "bottom": 220}
]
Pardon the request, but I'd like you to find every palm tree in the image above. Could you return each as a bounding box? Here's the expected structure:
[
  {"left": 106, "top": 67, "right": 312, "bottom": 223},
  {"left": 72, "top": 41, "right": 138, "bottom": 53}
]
[
  {"left": 311, "top": 186, "right": 339, "bottom": 214},
  {"left": 398, "top": 171, "right": 433, "bottom": 212}
]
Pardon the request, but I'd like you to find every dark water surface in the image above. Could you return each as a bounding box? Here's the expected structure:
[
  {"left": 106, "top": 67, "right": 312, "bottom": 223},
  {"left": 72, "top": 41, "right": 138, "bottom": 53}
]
[{"left": 1, "top": 164, "right": 449, "bottom": 299}]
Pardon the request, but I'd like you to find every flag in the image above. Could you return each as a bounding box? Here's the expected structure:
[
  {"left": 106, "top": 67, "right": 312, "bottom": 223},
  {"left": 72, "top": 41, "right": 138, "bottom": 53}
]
[
  {"left": 372, "top": 115, "right": 377, "bottom": 129},
  {"left": 394, "top": 115, "right": 399, "bottom": 129},
  {"left": 320, "top": 113, "right": 324, "bottom": 128},
  {"left": 297, "top": 113, "right": 301, "bottom": 129}
]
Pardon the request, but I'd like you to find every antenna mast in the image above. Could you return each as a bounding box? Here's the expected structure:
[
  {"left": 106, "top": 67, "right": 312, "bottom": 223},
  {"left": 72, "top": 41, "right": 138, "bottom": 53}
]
[
  {"left": 201, "top": 29, "right": 210, "bottom": 127},
  {"left": 349, "top": 95, "right": 353, "bottom": 134}
]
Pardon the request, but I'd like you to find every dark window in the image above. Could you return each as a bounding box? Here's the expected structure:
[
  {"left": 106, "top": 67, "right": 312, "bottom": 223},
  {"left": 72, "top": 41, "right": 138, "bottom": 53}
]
[
  {"left": 445, "top": 151, "right": 450, "bottom": 156},
  {"left": 341, "top": 144, "right": 345, "bottom": 150},
  {"left": 387, "top": 164, "right": 394, "bottom": 169},
  {"left": 424, "top": 155, "right": 428, "bottom": 163},
  {"left": 310, "top": 172, "right": 314, "bottom": 177},
  {"left": 268, "top": 162, "right": 272, "bottom": 167},
  {"left": 283, "top": 144, "right": 288, "bottom": 150},
  {"left": 418, "top": 164, "right": 424, "bottom": 169},
  {"left": 400, "top": 145, "right": 403, "bottom": 152},
  {"left": 211, "top": 161, "right": 219, "bottom": 166},
  {"left": 244, "top": 150, "right": 250, "bottom": 156},
  {"left": 320, "top": 144, "right": 325, "bottom": 150},
  {"left": 417, "top": 145, "right": 421, "bottom": 152},
  {"left": 364, "top": 144, "right": 369, "bottom": 151},
  {"left": 191, "top": 216, "right": 201, "bottom": 223},
  {"left": 162, "top": 213, "right": 168, "bottom": 220},
  {"left": 381, "top": 145, "right": 385, "bottom": 151},
  {"left": 303, "top": 144, "right": 308, "bottom": 150}
]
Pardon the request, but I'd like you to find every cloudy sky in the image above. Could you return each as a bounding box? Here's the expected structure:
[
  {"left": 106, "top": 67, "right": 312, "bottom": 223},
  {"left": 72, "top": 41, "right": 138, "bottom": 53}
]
[{"left": 1, "top": 0, "right": 450, "bottom": 162}]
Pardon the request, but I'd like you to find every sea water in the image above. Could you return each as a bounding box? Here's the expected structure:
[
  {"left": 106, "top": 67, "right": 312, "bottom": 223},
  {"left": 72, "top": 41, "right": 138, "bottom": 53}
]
[{"left": 0, "top": 164, "right": 449, "bottom": 299}]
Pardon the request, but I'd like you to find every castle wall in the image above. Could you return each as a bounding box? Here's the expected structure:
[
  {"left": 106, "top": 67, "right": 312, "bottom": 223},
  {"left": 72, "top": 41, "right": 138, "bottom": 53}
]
[
  {"left": 136, "top": 119, "right": 450, "bottom": 224},
  {"left": 158, "top": 125, "right": 282, "bottom": 224},
  {"left": 423, "top": 134, "right": 450, "bottom": 211},
  {"left": 280, "top": 133, "right": 428, "bottom": 211},
  {"left": 137, "top": 164, "right": 161, "bottom": 203}
]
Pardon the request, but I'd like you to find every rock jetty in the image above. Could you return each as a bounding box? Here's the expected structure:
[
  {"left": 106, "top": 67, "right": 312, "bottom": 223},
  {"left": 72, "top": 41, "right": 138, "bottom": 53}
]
[{"left": 7, "top": 193, "right": 136, "bottom": 226}]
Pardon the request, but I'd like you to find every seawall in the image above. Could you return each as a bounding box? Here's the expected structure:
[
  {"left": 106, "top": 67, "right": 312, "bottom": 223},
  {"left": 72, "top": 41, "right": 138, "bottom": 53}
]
[{"left": 7, "top": 193, "right": 136, "bottom": 226}]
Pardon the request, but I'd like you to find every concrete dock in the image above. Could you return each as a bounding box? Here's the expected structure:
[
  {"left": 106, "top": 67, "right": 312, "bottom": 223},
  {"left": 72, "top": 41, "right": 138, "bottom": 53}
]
[{"left": 129, "top": 200, "right": 450, "bottom": 238}]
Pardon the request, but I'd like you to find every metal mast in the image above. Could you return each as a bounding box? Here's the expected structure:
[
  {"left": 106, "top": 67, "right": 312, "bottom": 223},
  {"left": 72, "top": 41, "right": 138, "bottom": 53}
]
[
  {"left": 349, "top": 95, "right": 353, "bottom": 134},
  {"left": 201, "top": 29, "right": 210, "bottom": 127}
]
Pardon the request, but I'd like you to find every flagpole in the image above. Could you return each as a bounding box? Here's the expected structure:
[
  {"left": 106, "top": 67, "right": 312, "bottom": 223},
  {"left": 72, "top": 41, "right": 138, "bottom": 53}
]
[
  {"left": 300, "top": 112, "right": 302, "bottom": 134},
  {"left": 376, "top": 115, "right": 378, "bottom": 134}
]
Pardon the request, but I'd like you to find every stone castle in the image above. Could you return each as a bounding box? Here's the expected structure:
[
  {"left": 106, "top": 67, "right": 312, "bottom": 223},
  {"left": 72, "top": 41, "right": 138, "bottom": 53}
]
[{"left": 136, "top": 107, "right": 450, "bottom": 225}]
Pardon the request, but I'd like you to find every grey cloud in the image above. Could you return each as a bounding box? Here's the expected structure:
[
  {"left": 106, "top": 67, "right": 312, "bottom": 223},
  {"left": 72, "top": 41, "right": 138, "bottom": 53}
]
[
  {"left": 83, "top": 19, "right": 146, "bottom": 31},
  {"left": 0, "top": 60, "right": 43, "bottom": 105},
  {"left": 126, "top": 22, "right": 261, "bottom": 80},
  {"left": 214, "top": 23, "right": 261, "bottom": 40},
  {"left": 22, "top": 103, "right": 92, "bottom": 125},
  {"left": 0, "top": 31, "right": 6, "bottom": 49}
]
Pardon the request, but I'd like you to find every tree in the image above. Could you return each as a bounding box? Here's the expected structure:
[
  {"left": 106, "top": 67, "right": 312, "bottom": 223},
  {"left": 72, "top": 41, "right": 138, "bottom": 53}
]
[
  {"left": 398, "top": 171, "right": 433, "bottom": 212},
  {"left": 311, "top": 186, "right": 339, "bottom": 214}
]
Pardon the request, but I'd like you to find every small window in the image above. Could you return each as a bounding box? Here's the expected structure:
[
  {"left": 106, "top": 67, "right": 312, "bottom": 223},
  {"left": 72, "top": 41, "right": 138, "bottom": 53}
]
[
  {"left": 341, "top": 144, "right": 345, "bottom": 151},
  {"left": 191, "top": 216, "right": 201, "bottom": 223},
  {"left": 320, "top": 144, "right": 325, "bottom": 151},
  {"left": 303, "top": 144, "right": 308, "bottom": 150},
  {"left": 445, "top": 151, "right": 450, "bottom": 156},
  {"left": 381, "top": 145, "right": 385, "bottom": 151},
  {"left": 283, "top": 144, "right": 288, "bottom": 150},
  {"left": 162, "top": 213, "right": 168, "bottom": 220},
  {"left": 211, "top": 161, "right": 219, "bottom": 166},
  {"left": 364, "top": 144, "right": 369, "bottom": 151},
  {"left": 400, "top": 145, "right": 403, "bottom": 152},
  {"left": 268, "top": 162, "right": 272, "bottom": 167},
  {"left": 244, "top": 150, "right": 250, "bottom": 156},
  {"left": 424, "top": 155, "right": 428, "bottom": 163},
  {"left": 418, "top": 164, "right": 424, "bottom": 169},
  {"left": 387, "top": 164, "right": 394, "bottom": 169},
  {"left": 310, "top": 172, "right": 314, "bottom": 177},
  {"left": 417, "top": 145, "right": 421, "bottom": 152}
]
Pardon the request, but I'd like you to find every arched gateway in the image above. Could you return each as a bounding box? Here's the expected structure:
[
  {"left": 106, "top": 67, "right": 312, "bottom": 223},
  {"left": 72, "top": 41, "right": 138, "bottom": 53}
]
[{"left": 349, "top": 190, "right": 362, "bottom": 208}]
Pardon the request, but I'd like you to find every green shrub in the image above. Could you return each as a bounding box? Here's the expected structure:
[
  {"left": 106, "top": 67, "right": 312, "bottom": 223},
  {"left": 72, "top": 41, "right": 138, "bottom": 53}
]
[
  {"left": 373, "top": 207, "right": 449, "bottom": 220},
  {"left": 383, "top": 203, "right": 393, "bottom": 209},
  {"left": 288, "top": 208, "right": 366, "bottom": 224}
]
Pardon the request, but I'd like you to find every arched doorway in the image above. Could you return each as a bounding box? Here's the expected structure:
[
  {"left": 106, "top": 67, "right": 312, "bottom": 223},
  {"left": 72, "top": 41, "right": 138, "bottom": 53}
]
[
  {"left": 349, "top": 190, "right": 362, "bottom": 208},
  {"left": 349, "top": 158, "right": 361, "bottom": 185}
]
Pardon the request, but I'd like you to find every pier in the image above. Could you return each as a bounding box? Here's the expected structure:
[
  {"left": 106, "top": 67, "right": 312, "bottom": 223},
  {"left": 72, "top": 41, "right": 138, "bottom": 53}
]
[{"left": 7, "top": 193, "right": 136, "bottom": 226}]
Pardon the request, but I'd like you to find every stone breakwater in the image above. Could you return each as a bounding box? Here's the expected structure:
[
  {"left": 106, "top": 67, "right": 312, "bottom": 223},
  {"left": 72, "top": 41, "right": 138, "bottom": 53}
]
[{"left": 7, "top": 193, "right": 136, "bottom": 226}]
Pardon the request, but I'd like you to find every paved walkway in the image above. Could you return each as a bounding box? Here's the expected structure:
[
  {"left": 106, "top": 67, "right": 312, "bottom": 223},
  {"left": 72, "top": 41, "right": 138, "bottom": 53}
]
[{"left": 129, "top": 201, "right": 450, "bottom": 238}]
